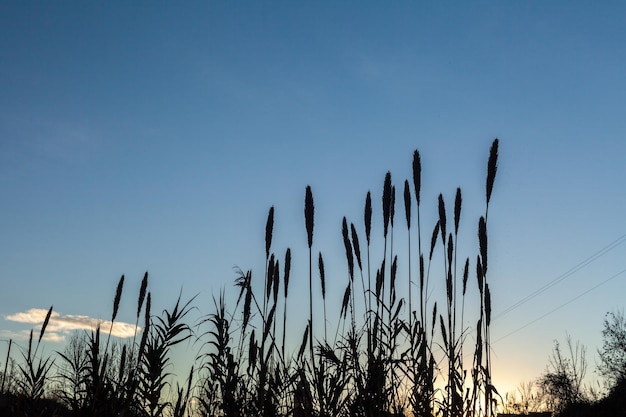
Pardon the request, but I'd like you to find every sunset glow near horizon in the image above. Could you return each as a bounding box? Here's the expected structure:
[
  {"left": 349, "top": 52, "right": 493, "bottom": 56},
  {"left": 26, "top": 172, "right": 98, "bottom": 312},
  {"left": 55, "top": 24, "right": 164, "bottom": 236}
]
[{"left": 1, "top": 2, "right": 626, "bottom": 400}]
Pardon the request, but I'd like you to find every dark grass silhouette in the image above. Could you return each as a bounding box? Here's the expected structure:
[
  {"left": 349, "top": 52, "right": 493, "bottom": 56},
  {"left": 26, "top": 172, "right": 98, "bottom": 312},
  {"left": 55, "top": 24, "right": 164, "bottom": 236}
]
[{"left": 1, "top": 140, "right": 503, "bottom": 417}]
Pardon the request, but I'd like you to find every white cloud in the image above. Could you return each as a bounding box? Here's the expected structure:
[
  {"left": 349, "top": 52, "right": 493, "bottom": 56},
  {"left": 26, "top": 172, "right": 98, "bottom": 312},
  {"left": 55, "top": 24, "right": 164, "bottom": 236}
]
[{"left": 4, "top": 308, "right": 140, "bottom": 343}]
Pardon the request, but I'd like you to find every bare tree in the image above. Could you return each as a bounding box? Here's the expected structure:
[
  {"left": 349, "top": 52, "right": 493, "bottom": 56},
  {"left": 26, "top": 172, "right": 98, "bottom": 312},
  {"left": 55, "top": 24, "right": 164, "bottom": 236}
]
[
  {"left": 503, "top": 380, "right": 548, "bottom": 414},
  {"left": 598, "top": 310, "right": 626, "bottom": 389},
  {"left": 539, "top": 335, "right": 588, "bottom": 414}
]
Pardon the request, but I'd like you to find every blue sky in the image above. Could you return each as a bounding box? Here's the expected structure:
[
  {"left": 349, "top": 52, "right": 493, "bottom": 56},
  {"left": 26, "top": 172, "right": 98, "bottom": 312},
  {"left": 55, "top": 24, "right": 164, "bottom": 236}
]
[{"left": 1, "top": 2, "right": 626, "bottom": 396}]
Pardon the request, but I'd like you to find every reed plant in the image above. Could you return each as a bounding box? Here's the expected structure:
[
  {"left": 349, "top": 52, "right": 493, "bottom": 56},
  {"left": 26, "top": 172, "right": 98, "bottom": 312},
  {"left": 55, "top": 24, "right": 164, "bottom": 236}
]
[{"left": 2, "top": 140, "right": 501, "bottom": 417}]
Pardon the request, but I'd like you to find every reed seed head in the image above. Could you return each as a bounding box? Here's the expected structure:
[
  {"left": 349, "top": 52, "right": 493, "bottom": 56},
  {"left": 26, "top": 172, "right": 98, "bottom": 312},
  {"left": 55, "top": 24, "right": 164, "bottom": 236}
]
[
  {"left": 429, "top": 220, "right": 440, "bottom": 260},
  {"left": 440, "top": 315, "right": 448, "bottom": 349},
  {"left": 265, "top": 206, "right": 275, "bottom": 259},
  {"left": 462, "top": 258, "right": 469, "bottom": 296},
  {"left": 382, "top": 172, "right": 392, "bottom": 238},
  {"left": 475, "top": 318, "right": 483, "bottom": 358},
  {"left": 487, "top": 138, "right": 499, "bottom": 205},
  {"left": 298, "top": 323, "right": 309, "bottom": 359},
  {"left": 243, "top": 286, "right": 252, "bottom": 331},
  {"left": 419, "top": 254, "right": 425, "bottom": 291},
  {"left": 266, "top": 254, "right": 275, "bottom": 301},
  {"left": 342, "top": 217, "right": 354, "bottom": 281},
  {"left": 403, "top": 179, "right": 411, "bottom": 230},
  {"left": 284, "top": 248, "right": 291, "bottom": 298},
  {"left": 304, "top": 186, "right": 314, "bottom": 249},
  {"left": 390, "top": 185, "right": 396, "bottom": 228},
  {"left": 413, "top": 150, "right": 421, "bottom": 206},
  {"left": 137, "top": 271, "right": 148, "bottom": 320},
  {"left": 454, "top": 187, "right": 462, "bottom": 235},
  {"left": 112, "top": 274, "right": 124, "bottom": 323},
  {"left": 263, "top": 304, "right": 276, "bottom": 342},
  {"left": 249, "top": 330, "right": 257, "bottom": 368},
  {"left": 138, "top": 292, "right": 151, "bottom": 359},
  {"left": 341, "top": 283, "right": 351, "bottom": 319},
  {"left": 375, "top": 268, "right": 383, "bottom": 299},
  {"left": 39, "top": 305, "right": 53, "bottom": 344},
  {"left": 145, "top": 291, "right": 151, "bottom": 326},
  {"left": 478, "top": 216, "right": 487, "bottom": 274},
  {"left": 118, "top": 344, "right": 127, "bottom": 382},
  {"left": 438, "top": 194, "right": 447, "bottom": 246},
  {"left": 318, "top": 252, "right": 326, "bottom": 300},
  {"left": 273, "top": 259, "right": 280, "bottom": 304},
  {"left": 485, "top": 283, "right": 492, "bottom": 326},
  {"left": 446, "top": 265, "right": 453, "bottom": 305},
  {"left": 364, "top": 191, "right": 372, "bottom": 245},
  {"left": 476, "top": 255, "right": 483, "bottom": 294},
  {"left": 350, "top": 223, "right": 362, "bottom": 271}
]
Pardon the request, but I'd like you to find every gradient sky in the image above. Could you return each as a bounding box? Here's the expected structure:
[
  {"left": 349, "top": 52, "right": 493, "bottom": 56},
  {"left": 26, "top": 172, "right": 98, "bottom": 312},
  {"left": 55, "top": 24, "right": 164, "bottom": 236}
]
[{"left": 1, "top": 2, "right": 626, "bottom": 397}]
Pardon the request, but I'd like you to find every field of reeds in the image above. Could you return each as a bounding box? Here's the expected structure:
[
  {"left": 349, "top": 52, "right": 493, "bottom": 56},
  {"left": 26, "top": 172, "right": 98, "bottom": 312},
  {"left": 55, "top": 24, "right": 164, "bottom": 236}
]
[{"left": 1, "top": 140, "right": 501, "bottom": 417}]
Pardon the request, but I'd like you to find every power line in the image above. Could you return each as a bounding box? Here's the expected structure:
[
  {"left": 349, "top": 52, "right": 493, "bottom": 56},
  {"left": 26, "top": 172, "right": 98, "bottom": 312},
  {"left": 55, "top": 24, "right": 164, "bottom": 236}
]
[
  {"left": 493, "top": 233, "right": 626, "bottom": 321},
  {"left": 493, "top": 268, "right": 626, "bottom": 344}
]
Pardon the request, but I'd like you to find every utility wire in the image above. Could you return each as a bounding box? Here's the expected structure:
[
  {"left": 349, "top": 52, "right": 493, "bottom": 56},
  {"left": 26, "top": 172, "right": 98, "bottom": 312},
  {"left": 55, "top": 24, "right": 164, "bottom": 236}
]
[
  {"left": 493, "top": 233, "right": 626, "bottom": 321},
  {"left": 493, "top": 268, "right": 626, "bottom": 344}
]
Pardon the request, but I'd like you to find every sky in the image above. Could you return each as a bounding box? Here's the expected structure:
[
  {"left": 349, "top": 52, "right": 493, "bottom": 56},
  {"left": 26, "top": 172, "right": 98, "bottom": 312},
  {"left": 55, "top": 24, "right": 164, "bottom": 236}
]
[{"left": 1, "top": 1, "right": 626, "bottom": 398}]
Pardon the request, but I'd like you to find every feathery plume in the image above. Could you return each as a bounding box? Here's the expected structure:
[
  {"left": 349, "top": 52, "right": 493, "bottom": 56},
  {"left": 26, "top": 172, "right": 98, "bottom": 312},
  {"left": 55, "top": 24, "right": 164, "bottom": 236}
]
[
  {"left": 266, "top": 254, "right": 275, "bottom": 301},
  {"left": 305, "top": 186, "right": 314, "bottom": 249},
  {"left": 139, "top": 292, "right": 151, "bottom": 360},
  {"left": 390, "top": 185, "right": 396, "bottom": 228},
  {"left": 454, "top": 187, "right": 462, "bottom": 235},
  {"left": 404, "top": 179, "right": 411, "bottom": 230},
  {"left": 39, "top": 305, "right": 53, "bottom": 344},
  {"left": 265, "top": 206, "right": 274, "bottom": 259},
  {"left": 263, "top": 305, "right": 276, "bottom": 343},
  {"left": 112, "top": 274, "right": 124, "bottom": 323},
  {"left": 375, "top": 268, "right": 383, "bottom": 299},
  {"left": 119, "top": 344, "right": 127, "bottom": 383},
  {"left": 485, "top": 283, "right": 492, "bottom": 326},
  {"left": 429, "top": 220, "right": 440, "bottom": 260},
  {"left": 243, "top": 285, "right": 252, "bottom": 331},
  {"left": 284, "top": 248, "right": 291, "bottom": 298},
  {"left": 319, "top": 252, "right": 326, "bottom": 300},
  {"left": 298, "top": 324, "right": 309, "bottom": 360},
  {"left": 248, "top": 330, "right": 257, "bottom": 371},
  {"left": 478, "top": 216, "right": 488, "bottom": 274},
  {"left": 273, "top": 259, "right": 280, "bottom": 304},
  {"left": 382, "top": 172, "right": 392, "bottom": 238},
  {"left": 364, "top": 191, "right": 372, "bottom": 245},
  {"left": 475, "top": 318, "right": 483, "bottom": 360},
  {"left": 486, "top": 139, "right": 499, "bottom": 206},
  {"left": 419, "top": 254, "right": 425, "bottom": 292},
  {"left": 390, "top": 255, "right": 398, "bottom": 305},
  {"left": 462, "top": 258, "right": 469, "bottom": 296},
  {"left": 438, "top": 194, "right": 447, "bottom": 246},
  {"left": 137, "top": 271, "right": 148, "bottom": 320},
  {"left": 413, "top": 150, "right": 421, "bottom": 205},
  {"left": 342, "top": 217, "right": 354, "bottom": 281},
  {"left": 446, "top": 234, "right": 453, "bottom": 304},
  {"left": 440, "top": 315, "right": 448, "bottom": 350},
  {"left": 340, "top": 283, "right": 351, "bottom": 320},
  {"left": 476, "top": 255, "right": 484, "bottom": 294},
  {"left": 350, "top": 223, "right": 362, "bottom": 271}
]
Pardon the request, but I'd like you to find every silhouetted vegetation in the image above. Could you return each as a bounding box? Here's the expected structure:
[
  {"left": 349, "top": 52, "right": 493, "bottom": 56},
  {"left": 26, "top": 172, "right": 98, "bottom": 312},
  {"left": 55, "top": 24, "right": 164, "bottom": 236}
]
[
  {"left": 1, "top": 141, "right": 503, "bottom": 416},
  {"left": 551, "top": 311, "right": 626, "bottom": 417},
  {"left": 502, "top": 312, "right": 626, "bottom": 417}
]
